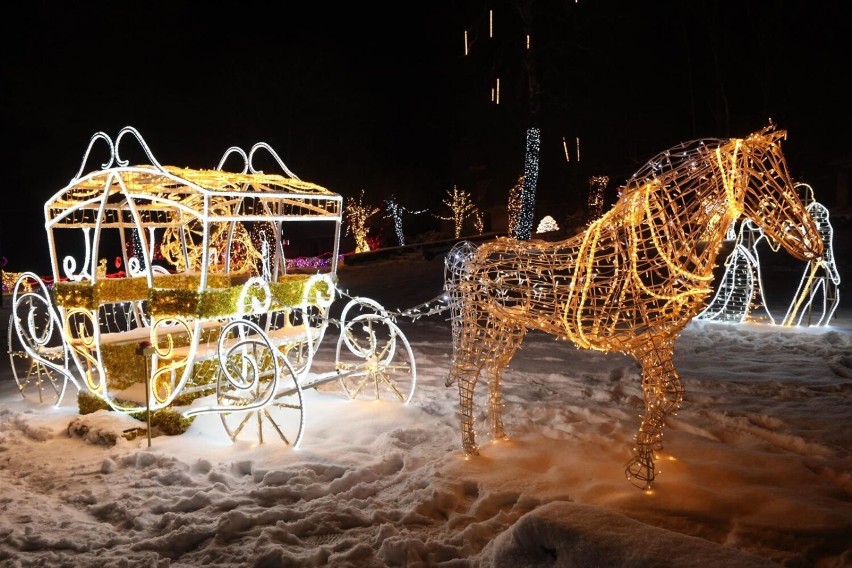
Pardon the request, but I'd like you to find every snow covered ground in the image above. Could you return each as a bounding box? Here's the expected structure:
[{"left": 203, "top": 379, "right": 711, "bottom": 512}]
[{"left": 1, "top": 249, "right": 850, "bottom": 567}]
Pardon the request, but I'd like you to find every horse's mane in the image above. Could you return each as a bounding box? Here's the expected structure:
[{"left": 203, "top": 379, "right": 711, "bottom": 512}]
[{"left": 619, "top": 136, "right": 728, "bottom": 196}]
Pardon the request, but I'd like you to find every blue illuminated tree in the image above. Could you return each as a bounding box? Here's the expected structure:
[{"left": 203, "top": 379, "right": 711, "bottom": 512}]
[{"left": 383, "top": 196, "right": 428, "bottom": 246}]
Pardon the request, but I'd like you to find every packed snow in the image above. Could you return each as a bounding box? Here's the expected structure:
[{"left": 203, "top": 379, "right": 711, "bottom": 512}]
[{"left": 1, "top": 249, "right": 850, "bottom": 567}]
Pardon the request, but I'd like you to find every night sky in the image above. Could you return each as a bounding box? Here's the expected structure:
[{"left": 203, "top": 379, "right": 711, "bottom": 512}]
[{"left": 2, "top": 1, "right": 849, "bottom": 273}]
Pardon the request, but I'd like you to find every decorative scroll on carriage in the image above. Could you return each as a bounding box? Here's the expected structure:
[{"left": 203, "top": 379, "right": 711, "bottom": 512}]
[{"left": 7, "top": 126, "right": 416, "bottom": 446}]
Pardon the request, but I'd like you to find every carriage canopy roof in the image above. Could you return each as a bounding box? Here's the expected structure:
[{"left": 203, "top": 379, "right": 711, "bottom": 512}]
[{"left": 45, "top": 128, "right": 342, "bottom": 230}]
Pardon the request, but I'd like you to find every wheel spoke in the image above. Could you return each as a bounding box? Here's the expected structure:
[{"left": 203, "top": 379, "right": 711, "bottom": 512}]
[
  {"left": 217, "top": 324, "right": 304, "bottom": 448},
  {"left": 229, "top": 411, "right": 253, "bottom": 440},
  {"left": 263, "top": 407, "right": 291, "bottom": 445},
  {"left": 347, "top": 373, "right": 373, "bottom": 398},
  {"left": 379, "top": 373, "right": 406, "bottom": 402},
  {"left": 335, "top": 314, "right": 416, "bottom": 404}
]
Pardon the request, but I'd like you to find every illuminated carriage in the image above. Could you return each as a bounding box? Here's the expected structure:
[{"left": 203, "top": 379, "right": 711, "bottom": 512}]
[{"left": 8, "top": 126, "right": 416, "bottom": 445}]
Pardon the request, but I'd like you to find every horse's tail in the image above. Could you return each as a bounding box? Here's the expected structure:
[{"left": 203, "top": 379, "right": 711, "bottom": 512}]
[{"left": 444, "top": 241, "right": 478, "bottom": 387}]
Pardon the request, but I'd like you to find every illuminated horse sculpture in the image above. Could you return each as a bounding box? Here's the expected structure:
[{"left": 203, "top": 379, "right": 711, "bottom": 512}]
[{"left": 444, "top": 125, "right": 823, "bottom": 489}]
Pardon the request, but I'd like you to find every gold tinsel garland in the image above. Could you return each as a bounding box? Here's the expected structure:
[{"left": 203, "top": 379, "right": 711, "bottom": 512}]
[
  {"left": 55, "top": 272, "right": 332, "bottom": 318},
  {"left": 150, "top": 274, "right": 333, "bottom": 320},
  {"left": 55, "top": 273, "right": 333, "bottom": 393},
  {"left": 53, "top": 274, "right": 232, "bottom": 309},
  {"left": 99, "top": 326, "right": 222, "bottom": 391}
]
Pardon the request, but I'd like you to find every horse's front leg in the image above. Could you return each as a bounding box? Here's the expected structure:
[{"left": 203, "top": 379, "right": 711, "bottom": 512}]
[{"left": 625, "top": 337, "right": 684, "bottom": 489}]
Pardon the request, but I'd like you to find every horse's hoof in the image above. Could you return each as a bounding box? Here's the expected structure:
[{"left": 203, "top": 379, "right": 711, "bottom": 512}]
[{"left": 625, "top": 457, "right": 655, "bottom": 490}]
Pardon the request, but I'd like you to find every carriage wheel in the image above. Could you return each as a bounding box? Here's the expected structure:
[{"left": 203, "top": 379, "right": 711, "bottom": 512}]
[
  {"left": 216, "top": 322, "right": 305, "bottom": 447},
  {"left": 8, "top": 314, "right": 64, "bottom": 403},
  {"left": 274, "top": 306, "right": 329, "bottom": 383},
  {"left": 8, "top": 275, "right": 75, "bottom": 404},
  {"left": 335, "top": 314, "right": 416, "bottom": 404}
]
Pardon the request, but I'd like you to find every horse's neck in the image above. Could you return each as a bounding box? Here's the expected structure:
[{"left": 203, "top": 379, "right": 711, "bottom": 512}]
[{"left": 632, "top": 176, "right": 734, "bottom": 280}]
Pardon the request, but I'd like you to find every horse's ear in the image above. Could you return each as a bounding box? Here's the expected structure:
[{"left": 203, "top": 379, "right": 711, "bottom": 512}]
[
  {"left": 753, "top": 125, "right": 787, "bottom": 143},
  {"left": 770, "top": 128, "right": 788, "bottom": 143}
]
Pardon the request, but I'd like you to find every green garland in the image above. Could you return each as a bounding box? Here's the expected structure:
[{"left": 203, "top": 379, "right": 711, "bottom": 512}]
[
  {"left": 54, "top": 273, "right": 333, "bottom": 321},
  {"left": 77, "top": 391, "right": 194, "bottom": 436},
  {"left": 54, "top": 273, "right": 232, "bottom": 309}
]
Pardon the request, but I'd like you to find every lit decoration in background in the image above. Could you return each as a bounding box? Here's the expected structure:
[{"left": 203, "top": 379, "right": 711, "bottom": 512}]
[
  {"left": 507, "top": 176, "right": 524, "bottom": 236},
  {"left": 443, "top": 125, "right": 822, "bottom": 490},
  {"left": 160, "top": 198, "right": 262, "bottom": 275},
  {"left": 9, "top": 126, "right": 417, "bottom": 449},
  {"left": 344, "top": 189, "right": 380, "bottom": 253},
  {"left": 384, "top": 196, "right": 428, "bottom": 246},
  {"left": 435, "top": 186, "right": 481, "bottom": 239},
  {"left": 3, "top": 270, "right": 31, "bottom": 294},
  {"left": 535, "top": 215, "right": 559, "bottom": 234},
  {"left": 587, "top": 175, "right": 609, "bottom": 220},
  {"left": 286, "top": 254, "right": 342, "bottom": 271},
  {"left": 462, "top": 4, "right": 556, "bottom": 240},
  {"left": 783, "top": 183, "right": 840, "bottom": 327},
  {"left": 249, "top": 221, "right": 278, "bottom": 278},
  {"left": 130, "top": 229, "right": 145, "bottom": 271},
  {"left": 515, "top": 127, "right": 540, "bottom": 240},
  {"left": 695, "top": 219, "right": 775, "bottom": 324},
  {"left": 697, "top": 183, "right": 841, "bottom": 328},
  {"left": 473, "top": 210, "right": 485, "bottom": 235},
  {"left": 562, "top": 136, "right": 581, "bottom": 163}
]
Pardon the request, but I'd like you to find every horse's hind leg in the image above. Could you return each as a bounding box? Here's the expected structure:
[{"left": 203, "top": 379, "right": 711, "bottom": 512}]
[
  {"left": 483, "top": 321, "right": 525, "bottom": 442},
  {"left": 451, "top": 314, "right": 524, "bottom": 456},
  {"left": 625, "top": 336, "right": 684, "bottom": 489}
]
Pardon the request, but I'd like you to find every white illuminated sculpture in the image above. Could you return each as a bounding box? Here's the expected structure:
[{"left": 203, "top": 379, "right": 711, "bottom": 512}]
[
  {"left": 695, "top": 219, "right": 775, "bottom": 324},
  {"left": 9, "top": 126, "right": 417, "bottom": 448},
  {"left": 782, "top": 183, "right": 840, "bottom": 326},
  {"left": 444, "top": 126, "right": 823, "bottom": 489}
]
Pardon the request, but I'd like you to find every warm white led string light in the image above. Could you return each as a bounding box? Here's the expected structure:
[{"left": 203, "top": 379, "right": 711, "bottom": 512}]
[
  {"left": 443, "top": 126, "right": 823, "bottom": 490},
  {"left": 434, "top": 186, "right": 481, "bottom": 239},
  {"left": 587, "top": 175, "right": 609, "bottom": 220},
  {"left": 344, "top": 189, "right": 380, "bottom": 253}
]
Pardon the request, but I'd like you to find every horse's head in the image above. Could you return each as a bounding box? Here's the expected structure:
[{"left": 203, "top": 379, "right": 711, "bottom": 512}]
[{"left": 731, "top": 127, "right": 823, "bottom": 261}]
